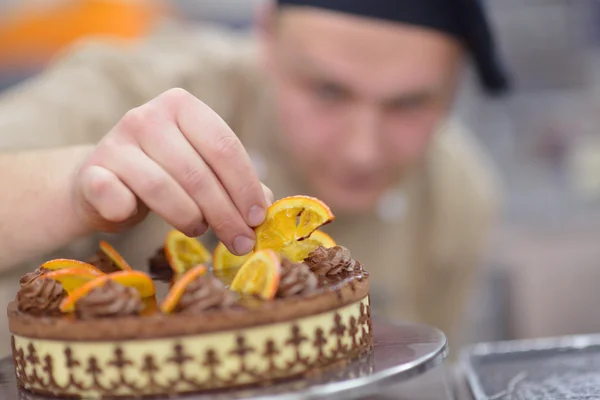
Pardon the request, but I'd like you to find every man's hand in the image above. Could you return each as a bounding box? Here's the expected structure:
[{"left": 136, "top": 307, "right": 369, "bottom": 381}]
[{"left": 73, "top": 88, "right": 273, "bottom": 256}]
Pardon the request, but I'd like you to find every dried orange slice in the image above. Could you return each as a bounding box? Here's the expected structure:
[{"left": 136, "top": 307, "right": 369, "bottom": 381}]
[
  {"left": 99, "top": 240, "right": 132, "bottom": 271},
  {"left": 281, "top": 229, "right": 337, "bottom": 261},
  {"left": 212, "top": 242, "right": 251, "bottom": 273},
  {"left": 142, "top": 297, "right": 158, "bottom": 317},
  {"left": 230, "top": 250, "right": 281, "bottom": 300},
  {"left": 164, "top": 230, "right": 212, "bottom": 275},
  {"left": 40, "top": 267, "right": 105, "bottom": 295},
  {"left": 60, "top": 271, "right": 156, "bottom": 313},
  {"left": 254, "top": 196, "right": 335, "bottom": 262},
  {"left": 160, "top": 264, "right": 208, "bottom": 314},
  {"left": 41, "top": 259, "right": 104, "bottom": 275}
]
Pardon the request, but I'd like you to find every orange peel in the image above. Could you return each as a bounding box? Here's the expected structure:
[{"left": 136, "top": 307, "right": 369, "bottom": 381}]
[
  {"left": 40, "top": 259, "right": 104, "bottom": 275},
  {"left": 99, "top": 240, "right": 133, "bottom": 271},
  {"left": 160, "top": 264, "right": 208, "bottom": 314}
]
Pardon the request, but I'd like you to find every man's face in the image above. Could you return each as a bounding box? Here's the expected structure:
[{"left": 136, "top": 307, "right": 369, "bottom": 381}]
[{"left": 262, "top": 7, "right": 463, "bottom": 214}]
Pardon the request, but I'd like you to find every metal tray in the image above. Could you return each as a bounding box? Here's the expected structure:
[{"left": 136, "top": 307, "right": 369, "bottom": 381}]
[
  {"left": 0, "top": 319, "right": 447, "bottom": 400},
  {"left": 460, "top": 333, "right": 600, "bottom": 400}
]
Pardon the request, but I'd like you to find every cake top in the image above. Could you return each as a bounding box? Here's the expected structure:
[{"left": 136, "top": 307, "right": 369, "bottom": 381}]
[{"left": 14, "top": 196, "right": 367, "bottom": 320}]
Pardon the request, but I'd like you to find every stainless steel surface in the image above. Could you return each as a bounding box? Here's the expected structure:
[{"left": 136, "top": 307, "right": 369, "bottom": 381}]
[
  {"left": 0, "top": 319, "right": 448, "bottom": 400},
  {"left": 461, "top": 333, "right": 600, "bottom": 400}
]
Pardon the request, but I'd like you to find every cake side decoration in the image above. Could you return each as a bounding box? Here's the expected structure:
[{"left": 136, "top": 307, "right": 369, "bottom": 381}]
[{"left": 12, "top": 298, "right": 371, "bottom": 397}]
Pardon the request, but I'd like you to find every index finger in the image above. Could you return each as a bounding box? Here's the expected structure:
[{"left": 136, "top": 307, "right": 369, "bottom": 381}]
[{"left": 166, "top": 89, "right": 269, "bottom": 227}]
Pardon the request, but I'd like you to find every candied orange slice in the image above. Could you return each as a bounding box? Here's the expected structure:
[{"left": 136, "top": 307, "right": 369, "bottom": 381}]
[
  {"left": 142, "top": 297, "right": 158, "bottom": 317},
  {"left": 41, "top": 259, "right": 104, "bottom": 275},
  {"left": 165, "top": 230, "right": 212, "bottom": 275},
  {"left": 160, "top": 264, "right": 208, "bottom": 314},
  {"left": 108, "top": 271, "right": 155, "bottom": 298},
  {"left": 99, "top": 240, "right": 133, "bottom": 271},
  {"left": 212, "top": 242, "right": 251, "bottom": 273},
  {"left": 40, "top": 267, "right": 104, "bottom": 295},
  {"left": 230, "top": 250, "right": 281, "bottom": 300},
  {"left": 254, "top": 196, "right": 334, "bottom": 262},
  {"left": 281, "top": 229, "right": 337, "bottom": 261},
  {"left": 60, "top": 271, "right": 156, "bottom": 313}
]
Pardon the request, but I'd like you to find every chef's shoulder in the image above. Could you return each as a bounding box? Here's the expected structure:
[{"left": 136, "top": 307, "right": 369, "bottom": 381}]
[
  {"left": 0, "top": 21, "right": 261, "bottom": 150},
  {"left": 427, "top": 119, "right": 503, "bottom": 255}
]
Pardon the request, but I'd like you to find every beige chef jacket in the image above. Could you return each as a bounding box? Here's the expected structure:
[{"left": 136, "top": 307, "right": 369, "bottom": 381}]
[{"left": 0, "top": 22, "right": 500, "bottom": 355}]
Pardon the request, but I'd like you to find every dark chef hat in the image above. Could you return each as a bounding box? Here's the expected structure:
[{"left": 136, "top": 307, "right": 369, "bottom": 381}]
[{"left": 277, "top": 0, "right": 510, "bottom": 96}]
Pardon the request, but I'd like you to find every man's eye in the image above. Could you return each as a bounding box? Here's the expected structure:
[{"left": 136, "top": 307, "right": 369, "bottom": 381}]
[
  {"left": 314, "top": 84, "right": 345, "bottom": 101},
  {"left": 387, "top": 96, "right": 428, "bottom": 112}
]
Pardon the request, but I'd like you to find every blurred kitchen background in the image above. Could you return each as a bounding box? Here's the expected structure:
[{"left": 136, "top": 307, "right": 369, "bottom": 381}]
[{"left": 2, "top": 0, "right": 600, "bottom": 346}]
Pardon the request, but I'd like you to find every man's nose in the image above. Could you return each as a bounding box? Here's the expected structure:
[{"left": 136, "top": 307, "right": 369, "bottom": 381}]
[{"left": 344, "top": 106, "right": 380, "bottom": 166}]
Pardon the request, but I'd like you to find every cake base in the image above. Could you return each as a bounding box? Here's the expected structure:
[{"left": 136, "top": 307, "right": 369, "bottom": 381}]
[{"left": 0, "top": 319, "right": 447, "bottom": 400}]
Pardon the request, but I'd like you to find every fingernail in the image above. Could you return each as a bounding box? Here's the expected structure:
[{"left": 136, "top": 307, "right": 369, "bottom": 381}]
[
  {"left": 194, "top": 222, "right": 209, "bottom": 237},
  {"left": 248, "top": 205, "right": 266, "bottom": 227},
  {"left": 233, "top": 235, "right": 255, "bottom": 255},
  {"left": 264, "top": 192, "right": 274, "bottom": 206}
]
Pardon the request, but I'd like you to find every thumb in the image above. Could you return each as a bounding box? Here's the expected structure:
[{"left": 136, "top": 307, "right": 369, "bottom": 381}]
[{"left": 75, "top": 165, "right": 149, "bottom": 233}]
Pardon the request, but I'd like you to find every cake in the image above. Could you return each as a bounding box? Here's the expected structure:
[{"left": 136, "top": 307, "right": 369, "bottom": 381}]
[{"left": 8, "top": 196, "right": 372, "bottom": 398}]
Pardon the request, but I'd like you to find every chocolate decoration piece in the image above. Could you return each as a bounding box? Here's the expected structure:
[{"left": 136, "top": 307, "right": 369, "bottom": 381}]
[
  {"left": 19, "top": 268, "right": 48, "bottom": 287},
  {"left": 148, "top": 247, "right": 173, "bottom": 281},
  {"left": 304, "top": 246, "right": 357, "bottom": 276},
  {"left": 175, "top": 276, "right": 237, "bottom": 314},
  {"left": 17, "top": 278, "right": 65, "bottom": 315},
  {"left": 75, "top": 281, "right": 143, "bottom": 319},
  {"left": 277, "top": 259, "right": 319, "bottom": 298},
  {"left": 87, "top": 250, "right": 120, "bottom": 274}
]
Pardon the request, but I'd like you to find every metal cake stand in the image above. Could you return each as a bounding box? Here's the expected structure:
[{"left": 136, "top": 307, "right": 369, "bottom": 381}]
[{"left": 0, "top": 319, "right": 448, "bottom": 400}]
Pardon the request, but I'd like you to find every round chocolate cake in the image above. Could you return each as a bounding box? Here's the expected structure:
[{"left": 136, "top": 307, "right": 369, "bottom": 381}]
[{"left": 8, "top": 245, "right": 372, "bottom": 398}]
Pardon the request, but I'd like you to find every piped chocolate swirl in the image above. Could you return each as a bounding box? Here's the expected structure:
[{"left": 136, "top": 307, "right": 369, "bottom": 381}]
[
  {"left": 277, "top": 259, "right": 318, "bottom": 298},
  {"left": 17, "top": 277, "right": 66, "bottom": 316},
  {"left": 75, "top": 281, "right": 143, "bottom": 319},
  {"left": 19, "top": 267, "right": 49, "bottom": 287},
  {"left": 304, "top": 246, "right": 358, "bottom": 276},
  {"left": 175, "top": 276, "right": 236, "bottom": 314}
]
